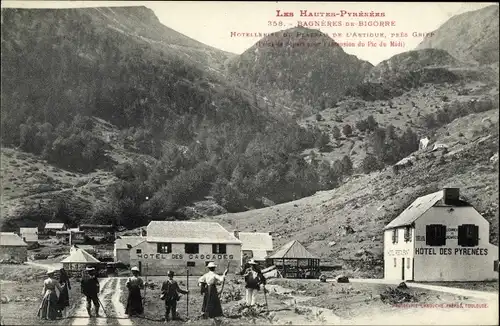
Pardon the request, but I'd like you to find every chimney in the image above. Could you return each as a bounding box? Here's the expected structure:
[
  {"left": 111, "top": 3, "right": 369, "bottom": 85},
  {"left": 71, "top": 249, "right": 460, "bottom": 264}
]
[
  {"left": 443, "top": 188, "right": 460, "bottom": 205},
  {"left": 234, "top": 230, "right": 239, "bottom": 239},
  {"left": 141, "top": 228, "right": 147, "bottom": 237}
]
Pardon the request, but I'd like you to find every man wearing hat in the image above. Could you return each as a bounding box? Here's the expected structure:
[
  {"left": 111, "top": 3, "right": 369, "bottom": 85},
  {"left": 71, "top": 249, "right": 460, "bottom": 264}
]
[
  {"left": 80, "top": 266, "right": 100, "bottom": 317},
  {"left": 198, "top": 262, "right": 227, "bottom": 318},
  {"left": 125, "top": 266, "right": 144, "bottom": 316},
  {"left": 160, "top": 271, "right": 188, "bottom": 321},
  {"left": 242, "top": 259, "right": 266, "bottom": 307}
]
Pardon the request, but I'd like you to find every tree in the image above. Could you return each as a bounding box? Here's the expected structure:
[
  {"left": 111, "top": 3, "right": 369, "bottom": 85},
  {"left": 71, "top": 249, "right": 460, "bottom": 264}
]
[
  {"left": 355, "top": 119, "right": 369, "bottom": 132},
  {"left": 342, "top": 124, "right": 353, "bottom": 137},
  {"left": 315, "top": 132, "right": 330, "bottom": 151},
  {"left": 341, "top": 155, "right": 353, "bottom": 175},
  {"left": 361, "top": 155, "right": 382, "bottom": 174},
  {"left": 332, "top": 126, "right": 341, "bottom": 140},
  {"left": 366, "top": 115, "right": 378, "bottom": 131}
]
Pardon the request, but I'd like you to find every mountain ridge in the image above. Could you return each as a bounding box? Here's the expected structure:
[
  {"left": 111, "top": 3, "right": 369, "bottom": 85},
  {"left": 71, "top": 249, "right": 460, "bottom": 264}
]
[{"left": 416, "top": 5, "right": 499, "bottom": 65}]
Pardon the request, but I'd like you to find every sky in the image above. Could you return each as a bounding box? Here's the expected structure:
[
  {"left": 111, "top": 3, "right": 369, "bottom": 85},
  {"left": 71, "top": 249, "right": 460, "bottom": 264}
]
[{"left": 1, "top": 1, "right": 497, "bottom": 65}]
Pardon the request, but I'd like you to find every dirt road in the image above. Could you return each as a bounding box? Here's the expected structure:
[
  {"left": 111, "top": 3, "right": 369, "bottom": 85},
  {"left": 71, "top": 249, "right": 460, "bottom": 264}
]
[
  {"left": 69, "top": 277, "right": 131, "bottom": 326},
  {"left": 25, "top": 260, "right": 63, "bottom": 271},
  {"left": 268, "top": 280, "right": 499, "bottom": 325}
]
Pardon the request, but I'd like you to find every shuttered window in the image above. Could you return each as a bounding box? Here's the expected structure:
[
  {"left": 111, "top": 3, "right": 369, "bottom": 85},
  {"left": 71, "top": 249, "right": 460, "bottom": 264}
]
[
  {"left": 426, "top": 224, "right": 447, "bottom": 246},
  {"left": 458, "top": 224, "right": 479, "bottom": 247},
  {"left": 212, "top": 244, "right": 227, "bottom": 254},
  {"left": 157, "top": 243, "right": 172, "bottom": 254},
  {"left": 404, "top": 227, "right": 412, "bottom": 242},
  {"left": 392, "top": 229, "right": 399, "bottom": 244}
]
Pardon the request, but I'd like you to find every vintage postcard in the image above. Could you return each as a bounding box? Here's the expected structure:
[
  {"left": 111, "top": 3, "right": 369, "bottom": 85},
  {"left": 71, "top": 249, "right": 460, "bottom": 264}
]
[{"left": 0, "top": 1, "right": 498, "bottom": 325}]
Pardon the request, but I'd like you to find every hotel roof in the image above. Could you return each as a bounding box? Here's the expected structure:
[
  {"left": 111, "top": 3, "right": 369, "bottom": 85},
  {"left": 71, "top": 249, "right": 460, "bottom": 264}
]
[
  {"left": 115, "top": 236, "right": 146, "bottom": 250},
  {"left": 146, "top": 221, "right": 242, "bottom": 244}
]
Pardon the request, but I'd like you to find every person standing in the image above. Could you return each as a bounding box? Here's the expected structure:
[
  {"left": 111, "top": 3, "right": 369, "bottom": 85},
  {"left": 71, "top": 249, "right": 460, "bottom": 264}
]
[
  {"left": 242, "top": 259, "right": 266, "bottom": 307},
  {"left": 38, "top": 270, "right": 62, "bottom": 320},
  {"left": 125, "top": 266, "right": 144, "bottom": 317},
  {"left": 161, "top": 270, "right": 188, "bottom": 321},
  {"left": 198, "top": 262, "right": 227, "bottom": 319},
  {"left": 57, "top": 267, "right": 71, "bottom": 317},
  {"left": 81, "top": 266, "right": 100, "bottom": 317}
]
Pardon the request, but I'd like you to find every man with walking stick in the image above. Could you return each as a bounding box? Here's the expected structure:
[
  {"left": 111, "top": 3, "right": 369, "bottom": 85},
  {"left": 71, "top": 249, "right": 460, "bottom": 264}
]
[
  {"left": 81, "top": 266, "right": 101, "bottom": 317},
  {"left": 160, "top": 271, "right": 188, "bottom": 322}
]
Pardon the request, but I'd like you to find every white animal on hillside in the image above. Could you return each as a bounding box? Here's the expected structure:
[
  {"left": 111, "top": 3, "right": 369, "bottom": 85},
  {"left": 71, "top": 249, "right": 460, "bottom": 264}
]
[{"left": 419, "top": 137, "right": 430, "bottom": 150}]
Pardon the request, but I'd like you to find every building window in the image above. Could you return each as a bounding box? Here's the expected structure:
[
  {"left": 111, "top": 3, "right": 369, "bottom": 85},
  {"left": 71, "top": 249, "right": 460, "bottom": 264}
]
[
  {"left": 136, "top": 249, "right": 142, "bottom": 254},
  {"left": 392, "top": 229, "right": 399, "bottom": 244},
  {"left": 404, "top": 227, "right": 412, "bottom": 242},
  {"left": 393, "top": 258, "right": 397, "bottom": 267},
  {"left": 157, "top": 243, "right": 172, "bottom": 254},
  {"left": 458, "top": 224, "right": 479, "bottom": 247},
  {"left": 426, "top": 224, "right": 447, "bottom": 246},
  {"left": 494, "top": 260, "right": 499, "bottom": 272},
  {"left": 212, "top": 244, "right": 227, "bottom": 254},
  {"left": 185, "top": 243, "right": 199, "bottom": 254}
]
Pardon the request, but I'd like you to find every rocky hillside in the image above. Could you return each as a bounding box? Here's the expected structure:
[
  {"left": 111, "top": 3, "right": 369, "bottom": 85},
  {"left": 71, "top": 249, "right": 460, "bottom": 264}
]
[
  {"left": 206, "top": 110, "right": 499, "bottom": 277},
  {"left": 365, "top": 49, "right": 461, "bottom": 84},
  {"left": 227, "top": 26, "right": 373, "bottom": 117},
  {"left": 0, "top": 7, "right": 352, "bottom": 231},
  {"left": 416, "top": 5, "right": 499, "bottom": 65}
]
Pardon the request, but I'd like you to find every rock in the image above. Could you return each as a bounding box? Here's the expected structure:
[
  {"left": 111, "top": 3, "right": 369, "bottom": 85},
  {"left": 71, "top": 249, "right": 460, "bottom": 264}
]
[
  {"left": 328, "top": 241, "right": 336, "bottom": 247},
  {"left": 0, "top": 296, "right": 9, "bottom": 304},
  {"left": 397, "top": 282, "right": 408, "bottom": 289},
  {"left": 337, "top": 275, "right": 349, "bottom": 283}
]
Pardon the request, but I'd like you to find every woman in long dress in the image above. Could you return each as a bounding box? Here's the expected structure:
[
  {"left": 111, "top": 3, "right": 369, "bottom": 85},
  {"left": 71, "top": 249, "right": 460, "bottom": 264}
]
[
  {"left": 125, "top": 266, "right": 144, "bottom": 316},
  {"left": 198, "top": 262, "right": 228, "bottom": 319},
  {"left": 57, "top": 267, "right": 71, "bottom": 316},
  {"left": 38, "top": 270, "right": 62, "bottom": 320}
]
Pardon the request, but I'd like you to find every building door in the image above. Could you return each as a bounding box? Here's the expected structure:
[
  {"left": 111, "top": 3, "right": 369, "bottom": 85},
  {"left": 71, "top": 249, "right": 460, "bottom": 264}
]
[{"left": 401, "top": 258, "right": 405, "bottom": 280}]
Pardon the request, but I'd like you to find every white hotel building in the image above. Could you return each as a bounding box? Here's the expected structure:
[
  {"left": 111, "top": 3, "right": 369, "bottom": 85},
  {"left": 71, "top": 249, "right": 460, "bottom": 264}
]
[
  {"left": 384, "top": 188, "right": 498, "bottom": 282},
  {"left": 124, "top": 221, "right": 242, "bottom": 276}
]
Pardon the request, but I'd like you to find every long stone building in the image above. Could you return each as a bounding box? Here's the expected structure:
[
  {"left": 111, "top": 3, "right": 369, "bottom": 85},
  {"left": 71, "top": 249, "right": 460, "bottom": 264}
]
[{"left": 126, "top": 221, "right": 242, "bottom": 276}]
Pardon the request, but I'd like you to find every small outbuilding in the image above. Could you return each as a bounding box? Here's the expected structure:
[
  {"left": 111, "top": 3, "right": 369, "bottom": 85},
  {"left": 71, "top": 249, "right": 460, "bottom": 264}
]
[
  {"left": 43, "top": 223, "right": 67, "bottom": 236},
  {"left": 113, "top": 236, "right": 146, "bottom": 266},
  {"left": 19, "top": 227, "right": 38, "bottom": 243},
  {"left": 266, "top": 240, "right": 321, "bottom": 279},
  {"left": 234, "top": 231, "right": 273, "bottom": 265},
  {"left": 0, "top": 232, "right": 28, "bottom": 263}
]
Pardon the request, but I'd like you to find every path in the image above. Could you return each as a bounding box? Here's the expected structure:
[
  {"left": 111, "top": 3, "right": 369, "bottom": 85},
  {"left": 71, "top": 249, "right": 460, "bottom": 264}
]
[
  {"left": 268, "top": 280, "right": 499, "bottom": 325},
  {"left": 25, "top": 260, "right": 63, "bottom": 271},
  {"left": 70, "top": 277, "right": 131, "bottom": 326}
]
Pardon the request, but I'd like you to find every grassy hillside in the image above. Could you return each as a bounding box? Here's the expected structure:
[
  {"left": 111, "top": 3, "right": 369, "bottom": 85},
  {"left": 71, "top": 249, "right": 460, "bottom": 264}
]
[
  {"left": 416, "top": 5, "right": 499, "bottom": 65},
  {"left": 0, "top": 7, "right": 357, "bottom": 230}
]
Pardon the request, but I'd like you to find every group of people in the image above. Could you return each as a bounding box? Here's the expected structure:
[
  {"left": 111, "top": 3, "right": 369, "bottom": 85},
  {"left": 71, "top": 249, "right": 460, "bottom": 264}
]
[
  {"left": 124, "top": 259, "right": 267, "bottom": 321},
  {"left": 38, "top": 259, "right": 267, "bottom": 322}
]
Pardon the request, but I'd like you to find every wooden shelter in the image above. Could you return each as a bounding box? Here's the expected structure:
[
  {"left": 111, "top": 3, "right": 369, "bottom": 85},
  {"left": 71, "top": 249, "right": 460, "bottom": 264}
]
[
  {"left": 266, "top": 240, "right": 320, "bottom": 279},
  {"left": 60, "top": 247, "right": 100, "bottom": 276}
]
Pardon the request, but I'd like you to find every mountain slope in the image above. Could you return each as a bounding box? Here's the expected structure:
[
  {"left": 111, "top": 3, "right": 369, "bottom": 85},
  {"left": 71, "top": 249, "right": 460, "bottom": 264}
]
[
  {"left": 0, "top": 7, "right": 340, "bottom": 231},
  {"left": 205, "top": 112, "right": 499, "bottom": 277},
  {"left": 227, "top": 26, "right": 373, "bottom": 116},
  {"left": 416, "top": 5, "right": 499, "bottom": 65}
]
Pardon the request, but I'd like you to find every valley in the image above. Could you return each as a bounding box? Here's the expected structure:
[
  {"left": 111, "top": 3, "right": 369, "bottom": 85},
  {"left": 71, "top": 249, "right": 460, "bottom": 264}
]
[{"left": 1, "top": 0, "right": 499, "bottom": 297}]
